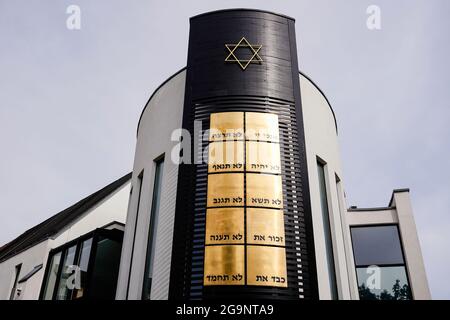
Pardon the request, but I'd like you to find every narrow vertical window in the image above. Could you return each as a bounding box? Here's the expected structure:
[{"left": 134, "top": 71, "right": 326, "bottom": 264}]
[
  {"left": 126, "top": 171, "right": 144, "bottom": 298},
  {"left": 9, "top": 263, "right": 22, "bottom": 300},
  {"left": 142, "top": 156, "right": 165, "bottom": 299},
  {"left": 317, "top": 159, "right": 338, "bottom": 299}
]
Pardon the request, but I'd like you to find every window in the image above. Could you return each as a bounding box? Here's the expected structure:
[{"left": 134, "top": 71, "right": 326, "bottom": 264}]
[
  {"left": 40, "top": 229, "right": 123, "bottom": 300},
  {"left": 71, "top": 238, "right": 92, "bottom": 299},
  {"left": 89, "top": 236, "right": 122, "bottom": 299},
  {"left": 351, "top": 225, "right": 412, "bottom": 300},
  {"left": 317, "top": 160, "right": 338, "bottom": 299},
  {"left": 142, "top": 157, "right": 165, "bottom": 299},
  {"left": 42, "top": 252, "right": 61, "bottom": 300},
  {"left": 9, "top": 263, "right": 22, "bottom": 300},
  {"left": 352, "top": 226, "right": 404, "bottom": 266},
  {"left": 56, "top": 244, "right": 77, "bottom": 300}
]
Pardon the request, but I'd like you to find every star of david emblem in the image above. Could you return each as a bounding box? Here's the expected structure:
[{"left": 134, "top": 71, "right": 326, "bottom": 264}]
[{"left": 225, "top": 37, "right": 263, "bottom": 70}]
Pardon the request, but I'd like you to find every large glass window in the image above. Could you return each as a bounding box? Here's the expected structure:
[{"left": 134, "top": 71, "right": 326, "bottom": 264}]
[
  {"left": 40, "top": 229, "right": 123, "bottom": 300},
  {"left": 89, "top": 236, "right": 122, "bottom": 299},
  {"left": 317, "top": 160, "right": 338, "bottom": 299},
  {"left": 351, "top": 225, "right": 412, "bottom": 300},
  {"left": 142, "top": 157, "right": 165, "bottom": 299},
  {"left": 71, "top": 238, "right": 92, "bottom": 299}
]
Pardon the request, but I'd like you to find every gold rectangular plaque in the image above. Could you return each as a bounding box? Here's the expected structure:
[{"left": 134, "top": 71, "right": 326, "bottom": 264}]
[
  {"left": 245, "top": 112, "right": 279, "bottom": 142},
  {"left": 208, "top": 141, "right": 244, "bottom": 173},
  {"left": 247, "top": 208, "right": 285, "bottom": 246},
  {"left": 206, "top": 208, "right": 245, "bottom": 245},
  {"left": 246, "top": 141, "right": 281, "bottom": 174},
  {"left": 204, "top": 245, "right": 245, "bottom": 286},
  {"left": 247, "top": 246, "right": 287, "bottom": 287},
  {"left": 246, "top": 174, "right": 283, "bottom": 209},
  {"left": 209, "top": 112, "right": 244, "bottom": 141},
  {"left": 207, "top": 173, "right": 244, "bottom": 207}
]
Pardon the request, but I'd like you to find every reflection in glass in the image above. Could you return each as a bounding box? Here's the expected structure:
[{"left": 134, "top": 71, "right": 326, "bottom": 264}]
[
  {"left": 56, "top": 245, "right": 77, "bottom": 300},
  {"left": 357, "top": 266, "right": 412, "bottom": 300},
  {"left": 71, "top": 238, "right": 92, "bottom": 299},
  {"left": 42, "top": 252, "right": 62, "bottom": 300},
  {"left": 351, "top": 225, "right": 404, "bottom": 266}
]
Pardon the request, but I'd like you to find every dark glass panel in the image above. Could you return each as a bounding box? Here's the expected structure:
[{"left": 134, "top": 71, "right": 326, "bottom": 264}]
[
  {"left": 351, "top": 225, "right": 404, "bottom": 266},
  {"left": 88, "top": 236, "right": 122, "bottom": 299}
]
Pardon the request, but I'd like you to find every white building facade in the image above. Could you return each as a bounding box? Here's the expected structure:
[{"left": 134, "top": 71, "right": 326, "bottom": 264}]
[
  {"left": 0, "top": 8, "right": 431, "bottom": 301},
  {"left": 0, "top": 174, "right": 131, "bottom": 300},
  {"left": 115, "top": 9, "right": 430, "bottom": 300}
]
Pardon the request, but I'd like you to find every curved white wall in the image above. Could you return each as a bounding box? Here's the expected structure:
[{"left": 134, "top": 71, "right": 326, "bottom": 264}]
[
  {"left": 117, "top": 70, "right": 355, "bottom": 300},
  {"left": 116, "top": 70, "right": 186, "bottom": 300},
  {"left": 300, "top": 74, "right": 356, "bottom": 300}
]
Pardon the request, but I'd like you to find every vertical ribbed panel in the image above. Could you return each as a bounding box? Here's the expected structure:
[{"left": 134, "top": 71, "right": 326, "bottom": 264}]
[{"left": 179, "top": 95, "right": 314, "bottom": 299}]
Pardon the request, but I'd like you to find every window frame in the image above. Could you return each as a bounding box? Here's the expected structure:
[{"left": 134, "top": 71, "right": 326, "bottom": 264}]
[
  {"left": 126, "top": 170, "right": 144, "bottom": 299},
  {"left": 142, "top": 155, "right": 165, "bottom": 300},
  {"left": 316, "top": 157, "right": 338, "bottom": 300},
  {"left": 349, "top": 223, "right": 413, "bottom": 300},
  {"left": 39, "top": 228, "right": 123, "bottom": 300}
]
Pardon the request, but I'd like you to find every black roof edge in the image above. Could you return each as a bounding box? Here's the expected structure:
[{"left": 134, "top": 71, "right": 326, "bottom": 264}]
[
  {"left": 389, "top": 188, "right": 410, "bottom": 207},
  {"left": 348, "top": 188, "right": 410, "bottom": 211},
  {"left": 136, "top": 68, "right": 338, "bottom": 136},
  {"left": 0, "top": 172, "right": 132, "bottom": 263},
  {"left": 100, "top": 221, "right": 126, "bottom": 229},
  {"left": 190, "top": 8, "right": 295, "bottom": 22}
]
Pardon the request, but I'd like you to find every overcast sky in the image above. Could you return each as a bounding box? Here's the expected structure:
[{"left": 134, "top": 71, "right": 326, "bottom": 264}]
[{"left": 0, "top": 0, "right": 448, "bottom": 299}]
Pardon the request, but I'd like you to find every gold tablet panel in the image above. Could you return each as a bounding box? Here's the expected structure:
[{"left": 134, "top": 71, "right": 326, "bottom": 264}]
[
  {"left": 246, "top": 174, "right": 283, "bottom": 209},
  {"left": 245, "top": 112, "right": 279, "bottom": 142},
  {"left": 247, "top": 246, "right": 287, "bottom": 287},
  {"left": 246, "top": 141, "right": 281, "bottom": 174},
  {"left": 205, "top": 208, "right": 245, "bottom": 245},
  {"left": 207, "top": 173, "right": 244, "bottom": 207},
  {"left": 204, "top": 245, "right": 245, "bottom": 286},
  {"left": 208, "top": 141, "right": 244, "bottom": 173},
  {"left": 209, "top": 112, "right": 244, "bottom": 141},
  {"left": 247, "top": 208, "right": 285, "bottom": 246}
]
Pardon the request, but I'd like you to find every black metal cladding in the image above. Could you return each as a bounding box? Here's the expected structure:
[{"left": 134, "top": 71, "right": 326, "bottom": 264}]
[{"left": 169, "top": 9, "right": 318, "bottom": 300}]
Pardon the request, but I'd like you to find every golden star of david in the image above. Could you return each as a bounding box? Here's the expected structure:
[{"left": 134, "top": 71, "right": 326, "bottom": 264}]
[{"left": 225, "top": 37, "right": 263, "bottom": 70}]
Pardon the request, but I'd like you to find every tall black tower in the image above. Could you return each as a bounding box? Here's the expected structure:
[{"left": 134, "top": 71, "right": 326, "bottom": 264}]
[{"left": 170, "top": 9, "right": 318, "bottom": 300}]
